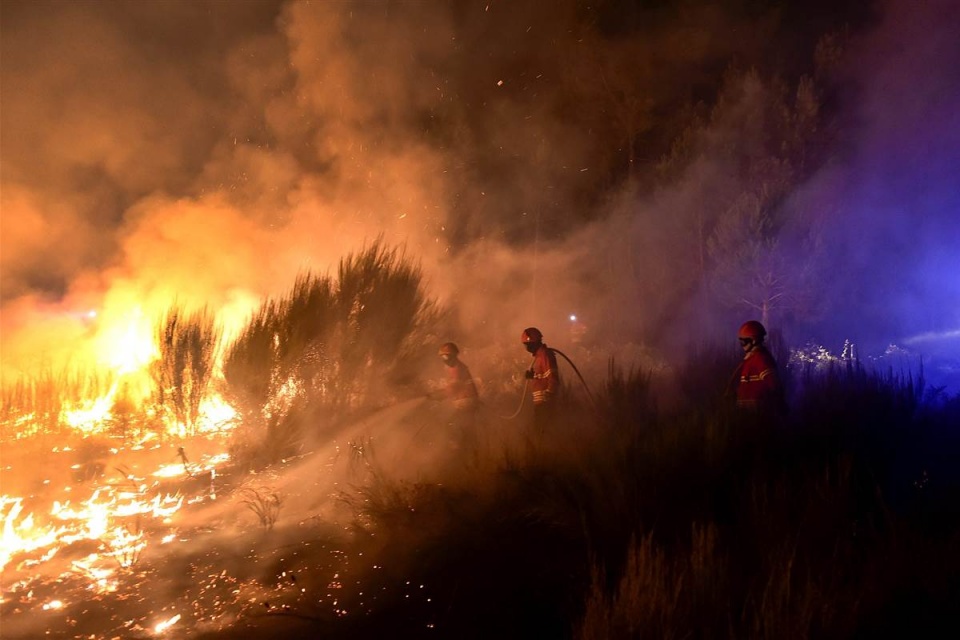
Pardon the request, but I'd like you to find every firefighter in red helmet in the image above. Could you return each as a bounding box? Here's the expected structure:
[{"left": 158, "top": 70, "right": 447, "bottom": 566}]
[
  {"left": 438, "top": 342, "right": 480, "bottom": 449},
  {"left": 734, "top": 320, "right": 785, "bottom": 415},
  {"left": 521, "top": 327, "right": 559, "bottom": 431}
]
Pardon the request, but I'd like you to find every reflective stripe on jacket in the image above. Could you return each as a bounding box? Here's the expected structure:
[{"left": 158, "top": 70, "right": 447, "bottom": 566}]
[
  {"left": 736, "top": 346, "right": 782, "bottom": 411},
  {"left": 530, "top": 345, "right": 559, "bottom": 405}
]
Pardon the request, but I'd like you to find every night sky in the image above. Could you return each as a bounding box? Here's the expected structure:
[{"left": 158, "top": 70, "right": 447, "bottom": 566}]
[{"left": 2, "top": 0, "right": 958, "bottom": 388}]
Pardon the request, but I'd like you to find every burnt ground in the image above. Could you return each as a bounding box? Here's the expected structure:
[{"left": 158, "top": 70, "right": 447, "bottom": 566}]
[{"left": 1, "top": 398, "right": 471, "bottom": 640}]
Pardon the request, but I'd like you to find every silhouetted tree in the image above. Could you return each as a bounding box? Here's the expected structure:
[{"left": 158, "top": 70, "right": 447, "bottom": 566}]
[{"left": 703, "top": 69, "right": 827, "bottom": 327}]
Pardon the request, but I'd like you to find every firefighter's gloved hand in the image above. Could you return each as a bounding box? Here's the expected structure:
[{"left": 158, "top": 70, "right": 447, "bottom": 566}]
[{"left": 524, "top": 369, "right": 534, "bottom": 379}]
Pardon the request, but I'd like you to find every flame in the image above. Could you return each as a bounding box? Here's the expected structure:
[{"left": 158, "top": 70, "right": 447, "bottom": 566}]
[
  {"left": 2, "top": 431, "right": 277, "bottom": 635},
  {"left": 0, "top": 283, "right": 252, "bottom": 628},
  {"left": 62, "top": 385, "right": 118, "bottom": 432},
  {"left": 57, "top": 382, "right": 239, "bottom": 439},
  {"left": 1, "top": 447, "right": 226, "bottom": 589},
  {"left": 164, "top": 396, "right": 239, "bottom": 439},
  {"left": 2, "top": 496, "right": 66, "bottom": 570},
  {"left": 2, "top": 291, "right": 249, "bottom": 441},
  {"left": 71, "top": 553, "right": 119, "bottom": 593},
  {"left": 93, "top": 306, "right": 157, "bottom": 375}
]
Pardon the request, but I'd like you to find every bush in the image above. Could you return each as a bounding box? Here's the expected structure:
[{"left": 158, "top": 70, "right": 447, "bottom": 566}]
[{"left": 223, "top": 239, "right": 439, "bottom": 464}]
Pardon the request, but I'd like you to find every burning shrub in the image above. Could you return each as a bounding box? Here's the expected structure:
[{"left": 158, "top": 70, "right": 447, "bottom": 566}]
[
  {"left": 334, "top": 240, "right": 438, "bottom": 394},
  {"left": 103, "top": 382, "right": 146, "bottom": 441},
  {"left": 152, "top": 305, "right": 221, "bottom": 436},
  {"left": 223, "top": 273, "right": 338, "bottom": 428},
  {"left": 223, "top": 240, "right": 439, "bottom": 463}
]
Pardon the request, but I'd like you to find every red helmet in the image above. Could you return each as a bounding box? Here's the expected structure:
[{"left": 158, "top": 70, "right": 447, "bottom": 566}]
[
  {"left": 438, "top": 342, "right": 459, "bottom": 357},
  {"left": 738, "top": 320, "right": 767, "bottom": 340},
  {"left": 521, "top": 327, "right": 543, "bottom": 344}
]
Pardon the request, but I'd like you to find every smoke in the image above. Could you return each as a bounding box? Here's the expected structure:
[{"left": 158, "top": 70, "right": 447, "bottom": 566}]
[
  {"left": 801, "top": 0, "right": 960, "bottom": 366},
  {"left": 1, "top": 0, "right": 958, "bottom": 388}
]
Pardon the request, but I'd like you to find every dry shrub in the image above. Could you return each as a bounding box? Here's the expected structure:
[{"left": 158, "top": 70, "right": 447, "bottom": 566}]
[
  {"left": 239, "top": 486, "right": 284, "bottom": 530},
  {"left": 223, "top": 239, "right": 439, "bottom": 465}
]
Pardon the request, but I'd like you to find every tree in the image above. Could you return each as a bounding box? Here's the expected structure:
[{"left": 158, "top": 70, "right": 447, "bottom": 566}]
[{"left": 703, "top": 69, "right": 828, "bottom": 328}]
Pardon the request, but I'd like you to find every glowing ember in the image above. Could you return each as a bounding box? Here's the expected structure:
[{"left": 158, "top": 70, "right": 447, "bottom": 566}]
[{"left": 154, "top": 613, "right": 181, "bottom": 633}]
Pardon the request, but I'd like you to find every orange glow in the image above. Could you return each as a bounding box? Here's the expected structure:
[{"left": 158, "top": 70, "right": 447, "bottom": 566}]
[
  {"left": 1, "top": 446, "right": 229, "bottom": 593},
  {"left": 92, "top": 306, "right": 157, "bottom": 375},
  {"left": 62, "top": 387, "right": 117, "bottom": 433},
  {"left": 154, "top": 613, "right": 182, "bottom": 633},
  {"left": 2, "top": 497, "right": 65, "bottom": 571}
]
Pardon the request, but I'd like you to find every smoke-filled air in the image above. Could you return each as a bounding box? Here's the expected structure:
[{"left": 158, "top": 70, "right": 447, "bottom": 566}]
[{"left": 1, "top": 1, "right": 958, "bottom": 639}]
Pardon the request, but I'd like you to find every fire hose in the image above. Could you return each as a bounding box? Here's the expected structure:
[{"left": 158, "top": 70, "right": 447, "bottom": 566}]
[
  {"left": 500, "top": 348, "right": 597, "bottom": 419},
  {"left": 500, "top": 378, "right": 530, "bottom": 419},
  {"left": 552, "top": 347, "right": 598, "bottom": 410}
]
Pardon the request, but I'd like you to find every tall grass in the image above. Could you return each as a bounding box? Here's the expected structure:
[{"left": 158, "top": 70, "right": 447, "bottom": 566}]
[
  {"left": 315, "top": 355, "right": 959, "bottom": 640},
  {"left": 0, "top": 367, "right": 115, "bottom": 440}
]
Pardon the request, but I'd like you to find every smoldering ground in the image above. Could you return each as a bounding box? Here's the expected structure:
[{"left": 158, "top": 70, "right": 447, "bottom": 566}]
[{"left": 0, "top": 394, "right": 533, "bottom": 639}]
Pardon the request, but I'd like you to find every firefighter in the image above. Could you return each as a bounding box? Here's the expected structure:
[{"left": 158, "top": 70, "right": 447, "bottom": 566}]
[
  {"left": 521, "top": 327, "right": 559, "bottom": 432},
  {"left": 734, "top": 320, "right": 786, "bottom": 416},
  {"left": 438, "top": 342, "right": 480, "bottom": 449}
]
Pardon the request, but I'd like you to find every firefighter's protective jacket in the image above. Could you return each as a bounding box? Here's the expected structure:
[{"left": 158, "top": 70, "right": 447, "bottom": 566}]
[
  {"left": 446, "top": 360, "right": 479, "bottom": 410},
  {"left": 736, "top": 346, "right": 783, "bottom": 413},
  {"left": 530, "top": 344, "right": 559, "bottom": 405}
]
